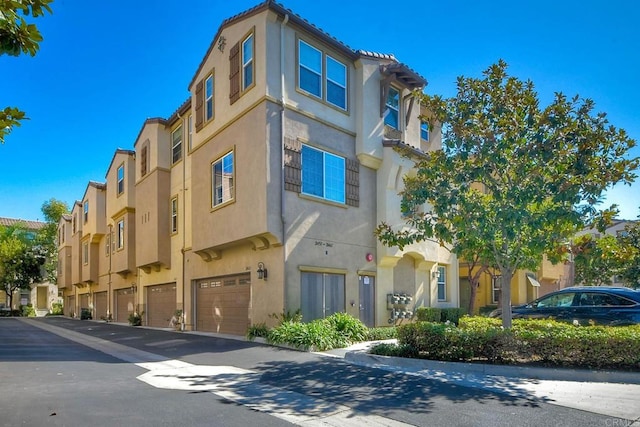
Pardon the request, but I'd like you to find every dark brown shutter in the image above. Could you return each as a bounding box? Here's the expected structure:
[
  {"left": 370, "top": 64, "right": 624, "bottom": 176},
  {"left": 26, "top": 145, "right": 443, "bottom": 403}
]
[
  {"left": 284, "top": 137, "right": 302, "bottom": 193},
  {"left": 141, "top": 145, "right": 148, "bottom": 177},
  {"left": 345, "top": 158, "right": 359, "bottom": 207},
  {"left": 229, "top": 42, "right": 240, "bottom": 104},
  {"left": 195, "top": 79, "right": 204, "bottom": 132}
]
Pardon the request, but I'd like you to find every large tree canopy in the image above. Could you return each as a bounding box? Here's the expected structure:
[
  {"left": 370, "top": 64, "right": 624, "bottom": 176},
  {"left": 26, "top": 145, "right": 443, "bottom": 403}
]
[
  {"left": 0, "top": 0, "right": 53, "bottom": 143},
  {"left": 35, "top": 198, "right": 69, "bottom": 283},
  {"left": 377, "top": 60, "right": 638, "bottom": 327}
]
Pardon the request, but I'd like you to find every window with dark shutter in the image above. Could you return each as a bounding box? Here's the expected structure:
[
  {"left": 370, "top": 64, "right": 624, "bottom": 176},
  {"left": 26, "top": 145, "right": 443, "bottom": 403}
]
[
  {"left": 345, "top": 158, "right": 359, "bottom": 207},
  {"left": 284, "top": 137, "right": 302, "bottom": 193},
  {"left": 195, "top": 79, "right": 204, "bottom": 132},
  {"left": 141, "top": 145, "right": 148, "bottom": 177},
  {"left": 229, "top": 42, "right": 240, "bottom": 104}
]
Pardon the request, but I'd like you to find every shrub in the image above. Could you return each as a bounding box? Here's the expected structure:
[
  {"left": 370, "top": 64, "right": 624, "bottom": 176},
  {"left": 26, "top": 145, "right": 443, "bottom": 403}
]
[
  {"left": 267, "top": 319, "right": 341, "bottom": 351},
  {"left": 367, "top": 326, "right": 397, "bottom": 340},
  {"left": 20, "top": 304, "right": 36, "bottom": 317},
  {"left": 50, "top": 302, "right": 64, "bottom": 315},
  {"left": 128, "top": 312, "right": 143, "bottom": 326},
  {"left": 441, "top": 308, "right": 466, "bottom": 325},
  {"left": 269, "top": 309, "right": 302, "bottom": 325},
  {"left": 247, "top": 322, "right": 269, "bottom": 340},
  {"left": 415, "top": 307, "right": 441, "bottom": 322},
  {"left": 369, "top": 343, "right": 419, "bottom": 358},
  {"left": 324, "top": 312, "right": 368, "bottom": 343}
]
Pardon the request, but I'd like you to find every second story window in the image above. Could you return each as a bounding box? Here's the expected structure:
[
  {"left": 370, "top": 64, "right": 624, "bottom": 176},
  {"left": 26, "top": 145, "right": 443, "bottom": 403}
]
[
  {"left": 301, "top": 144, "right": 345, "bottom": 204},
  {"left": 212, "top": 151, "right": 234, "bottom": 207},
  {"left": 83, "top": 201, "right": 89, "bottom": 223},
  {"left": 384, "top": 86, "right": 400, "bottom": 129},
  {"left": 72, "top": 215, "right": 76, "bottom": 234},
  {"left": 205, "top": 74, "right": 214, "bottom": 122},
  {"left": 141, "top": 145, "right": 149, "bottom": 177},
  {"left": 187, "top": 115, "right": 193, "bottom": 151},
  {"left": 117, "top": 219, "right": 124, "bottom": 250},
  {"left": 420, "top": 121, "right": 429, "bottom": 141},
  {"left": 172, "top": 125, "right": 183, "bottom": 165},
  {"left": 83, "top": 242, "right": 89, "bottom": 265},
  {"left": 298, "top": 40, "right": 348, "bottom": 111},
  {"left": 242, "top": 33, "right": 254, "bottom": 90},
  {"left": 171, "top": 196, "right": 178, "bottom": 234},
  {"left": 117, "top": 164, "right": 125, "bottom": 195},
  {"left": 105, "top": 234, "right": 110, "bottom": 257}
]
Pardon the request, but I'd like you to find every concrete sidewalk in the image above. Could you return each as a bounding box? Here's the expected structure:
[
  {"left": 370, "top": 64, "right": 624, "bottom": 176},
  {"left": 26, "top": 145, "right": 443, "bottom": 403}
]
[{"left": 324, "top": 341, "right": 640, "bottom": 423}]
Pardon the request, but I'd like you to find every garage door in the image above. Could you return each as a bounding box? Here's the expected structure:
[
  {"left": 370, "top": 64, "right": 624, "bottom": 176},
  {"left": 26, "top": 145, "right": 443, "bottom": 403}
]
[
  {"left": 66, "top": 296, "right": 75, "bottom": 317},
  {"left": 146, "top": 283, "right": 176, "bottom": 328},
  {"left": 115, "top": 288, "right": 134, "bottom": 323},
  {"left": 79, "top": 293, "right": 90, "bottom": 311},
  {"left": 196, "top": 274, "right": 250, "bottom": 335},
  {"left": 94, "top": 291, "right": 107, "bottom": 320}
]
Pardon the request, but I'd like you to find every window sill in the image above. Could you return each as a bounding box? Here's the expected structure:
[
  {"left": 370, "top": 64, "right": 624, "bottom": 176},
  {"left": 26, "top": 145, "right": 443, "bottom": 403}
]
[{"left": 298, "top": 193, "right": 347, "bottom": 209}]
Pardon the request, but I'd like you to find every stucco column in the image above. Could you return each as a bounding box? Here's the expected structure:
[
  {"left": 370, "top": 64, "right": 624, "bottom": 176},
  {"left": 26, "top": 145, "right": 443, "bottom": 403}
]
[{"left": 376, "top": 256, "right": 400, "bottom": 326}]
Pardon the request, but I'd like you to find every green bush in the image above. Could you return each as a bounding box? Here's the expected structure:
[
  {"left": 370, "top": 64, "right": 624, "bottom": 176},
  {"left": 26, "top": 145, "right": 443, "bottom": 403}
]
[
  {"left": 128, "top": 312, "right": 143, "bottom": 326},
  {"left": 367, "top": 326, "right": 397, "bottom": 340},
  {"left": 391, "top": 317, "right": 640, "bottom": 370},
  {"left": 324, "top": 312, "right": 368, "bottom": 343},
  {"left": 441, "top": 308, "right": 466, "bottom": 325},
  {"left": 415, "top": 307, "right": 441, "bottom": 322},
  {"left": 50, "top": 302, "right": 64, "bottom": 315},
  {"left": 370, "top": 342, "right": 418, "bottom": 358},
  {"left": 268, "top": 309, "right": 302, "bottom": 325},
  {"left": 246, "top": 323, "right": 269, "bottom": 340},
  {"left": 20, "top": 304, "right": 36, "bottom": 317}
]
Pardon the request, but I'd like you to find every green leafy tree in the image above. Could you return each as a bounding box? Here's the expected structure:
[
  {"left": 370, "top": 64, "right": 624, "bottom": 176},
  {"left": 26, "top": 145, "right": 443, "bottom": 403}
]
[
  {"left": 35, "top": 198, "right": 69, "bottom": 283},
  {"left": 376, "top": 60, "right": 638, "bottom": 328},
  {"left": 0, "top": 223, "right": 45, "bottom": 310},
  {"left": 0, "top": 0, "right": 54, "bottom": 143},
  {"left": 616, "top": 220, "right": 640, "bottom": 288},
  {"left": 573, "top": 233, "right": 623, "bottom": 286}
]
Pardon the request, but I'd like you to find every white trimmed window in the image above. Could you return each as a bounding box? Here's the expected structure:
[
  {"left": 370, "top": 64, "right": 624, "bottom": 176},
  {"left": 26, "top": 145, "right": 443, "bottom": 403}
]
[
  {"left": 172, "top": 125, "right": 183, "bottom": 165},
  {"left": 205, "top": 74, "right": 214, "bottom": 121},
  {"left": 117, "top": 164, "right": 125, "bottom": 195},
  {"left": 492, "top": 276, "right": 502, "bottom": 304},
  {"left": 82, "top": 242, "right": 88, "bottom": 265},
  {"left": 212, "top": 151, "right": 234, "bottom": 207},
  {"left": 298, "top": 40, "right": 347, "bottom": 110},
  {"left": 301, "top": 144, "right": 345, "bottom": 204},
  {"left": 437, "top": 266, "right": 446, "bottom": 301},
  {"left": 420, "top": 121, "right": 429, "bottom": 141},
  {"left": 171, "top": 196, "right": 178, "bottom": 234},
  {"left": 187, "top": 115, "right": 193, "bottom": 151},
  {"left": 242, "top": 33, "right": 254, "bottom": 90},
  {"left": 385, "top": 86, "right": 400, "bottom": 129},
  {"left": 117, "top": 219, "right": 124, "bottom": 249},
  {"left": 83, "top": 201, "right": 89, "bottom": 223}
]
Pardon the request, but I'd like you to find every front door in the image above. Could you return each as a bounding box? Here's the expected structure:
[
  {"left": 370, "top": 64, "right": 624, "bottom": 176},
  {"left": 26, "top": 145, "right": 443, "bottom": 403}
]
[{"left": 358, "top": 275, "right": 375, "bottom": 328}]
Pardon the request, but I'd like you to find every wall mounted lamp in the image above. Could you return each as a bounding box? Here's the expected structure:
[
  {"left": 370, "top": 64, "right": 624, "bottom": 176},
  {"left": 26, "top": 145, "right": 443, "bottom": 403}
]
[
  {"left": 432, "top": 270, "right": 440, "bottom": 279},
  {"left": 257, "top": 262, "right": 268, "bottom": 280}
]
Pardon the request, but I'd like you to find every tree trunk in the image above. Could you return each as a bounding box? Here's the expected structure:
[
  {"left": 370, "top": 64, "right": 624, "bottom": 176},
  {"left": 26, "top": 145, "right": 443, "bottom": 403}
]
[
  {"left": 468, "top": 279, "right": 478, "bottom": 314},
  {"left": 500, "top": 269, "right": 514, "bottom": 328}
]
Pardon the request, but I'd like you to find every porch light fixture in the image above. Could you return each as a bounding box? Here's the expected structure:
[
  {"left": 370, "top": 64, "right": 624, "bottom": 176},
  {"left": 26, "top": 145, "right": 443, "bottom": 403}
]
[
  {"left": 432, "top": 270, "right": 440, "bottom": 279},
  {"left": 257, "top": 262, "right": 268, "bottom": 280}
]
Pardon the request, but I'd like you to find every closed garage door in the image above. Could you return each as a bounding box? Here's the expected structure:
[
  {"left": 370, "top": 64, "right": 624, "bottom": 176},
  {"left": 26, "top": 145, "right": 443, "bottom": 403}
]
[
  {"left": 94, "top": 291, "right": 107, "bottom": 320},
  {"left": 79, "top": 293, "right": 90, "bottom": 311},
  {"left": 146, "top": 283, "right": 176, "bottom": 328},
  {"left": 115, "top": 288, "right": 134, "bottom": 323},
  {"left": 196, "top": 274, "right": 250, "bottom": 335},
  {"left": 66, "top": 296, "right": 75, "bottom": 317}
]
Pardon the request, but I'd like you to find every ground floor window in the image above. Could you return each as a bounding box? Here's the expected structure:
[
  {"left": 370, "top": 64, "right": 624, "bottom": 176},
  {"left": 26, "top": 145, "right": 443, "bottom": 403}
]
[
  {"left": 492, "top": 276, "right": 502, "bottom": 304},
  {"left": 301, "top": 272, "right": 345, "bottom": 322}
]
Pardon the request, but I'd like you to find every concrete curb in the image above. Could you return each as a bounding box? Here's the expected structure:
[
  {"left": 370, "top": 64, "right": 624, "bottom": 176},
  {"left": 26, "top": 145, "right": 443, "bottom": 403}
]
[{"left": 344, "top": 351, "right": 640, "bottom": 385}]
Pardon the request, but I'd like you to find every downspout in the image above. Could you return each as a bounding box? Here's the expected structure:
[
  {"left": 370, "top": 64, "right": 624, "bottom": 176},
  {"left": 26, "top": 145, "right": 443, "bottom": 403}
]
[
  {"left": 177, "top": 111, "right": 187, "bottom": 331},
  {"left": 280, "top": 13, "right": 289, "bottom": 311},
  {"left": 107, "top": 224, "right": 112, "bottom": 321}
]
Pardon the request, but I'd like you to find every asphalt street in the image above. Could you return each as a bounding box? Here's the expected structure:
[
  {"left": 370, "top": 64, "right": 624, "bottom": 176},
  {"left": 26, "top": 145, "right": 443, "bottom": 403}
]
[{"left": 0, "top": 317, "right": 635, "bottom": 426}]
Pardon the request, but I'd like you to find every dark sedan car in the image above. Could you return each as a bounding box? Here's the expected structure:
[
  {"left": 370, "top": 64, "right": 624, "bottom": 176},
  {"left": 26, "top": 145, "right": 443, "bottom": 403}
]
[{"left": 490, "top": 286, "right": 640, "bottom": 326}]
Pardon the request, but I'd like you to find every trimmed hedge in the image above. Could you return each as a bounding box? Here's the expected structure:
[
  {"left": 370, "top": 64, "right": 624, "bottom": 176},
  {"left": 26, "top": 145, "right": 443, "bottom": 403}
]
[
  {"left": 385, "top": 317, "right": 640, "bottom": 370},
  {"left": 415, "top": 307, "right": 466, "bottom": 324}
]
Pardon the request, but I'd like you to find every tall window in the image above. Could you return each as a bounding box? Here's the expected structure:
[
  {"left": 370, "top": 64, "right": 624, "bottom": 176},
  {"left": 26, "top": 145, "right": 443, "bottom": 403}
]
[
  {"left": 117, "top": 219, "right": 124, "bottom": 249},
  {"left": 72, "top": 215, "right": 76, "bottom": 234},
  {"left": 172, "top": 125, "right": 182, "bottom": 164},
  {"left": 492, "top": 276, "right": 502, "bottom": 304},
  {"left": 385, "top": 86, "right": 400, "bottom": 129},
  {"left": 212, "top": 151, "right": 234, "bottom": 207},
  {"left": 420, "top": 121, "right": 429, "bottom": 141},
  {"left": 437, "top": 266, "right": 446, "bottom": 301},
  {"left": 105, "top": 234, "right": 110, "bottom": 257},
  {"left": 242, "top": 33, "right": 254, "bottom": 90},
  {"left": 301, "top": 145, "right": 345, "bottom": 203},
  {"left": 141, "top": 145, "right": 149, "bottom": 177},
  {"left": 205, "top": 74, "right": 214, "bottom": 121},
  {"left": 187, "top": 115, "right": 193, "bottom": 151},
  {"left": 298, "top": 40, "right": 347, "bottom": 110},
  {"left": 170, "top": 197, "right": 178, "bottom": 234},
  {"left": 83, "top": 201, "right": 89, "bottom": 223},
  {"left": 301, "top": 272, "right": 345, "bottom": 322},
  {"left": 82, "top": 242, "right": 88, "bottom": 265},
  {"left": 117, "top": 164, "right": 125, "bottom": 195}
]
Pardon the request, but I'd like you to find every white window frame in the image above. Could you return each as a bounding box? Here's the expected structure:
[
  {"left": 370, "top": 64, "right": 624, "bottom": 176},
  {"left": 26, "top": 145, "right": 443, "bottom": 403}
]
[
  {"left": 298, "top": 39, "right": 348, "bottom": 111},
  {"left": 117, "top": 219, "right": 124, "bottom": 250},
  {"left": 242, "top": 33, "right": 254, "bottom": 91},
  {"left": 170, "top": 196, "right": 178, "bottom": 234},
  {"left": 385, "top": 86, "right": 400, "bottom": 129},
  {"left": 492, "top": 276, "right": 502, "bottom": 304},
  {"left": 437, "top": 266, "right": 446, "bottom": 301},
  {"left": 83, "top": 201, "right": 89, "bottom": 223},
  {"left": 105, "top": 234, "right": 110, "bottom": 257},
  {"left": 205, "top": 74, "right": 214, "bottom": 121},
  {"left": 301, "top": 144, "right": 345, "bottom": 204},
  {"left": 172, "top": 125, "right": 183, "bottom": 165},
  {"left": 211, "top": 151, "right": 234, "bottom": 207},
  {"left": 117, "top": 164, "right": 125, "bottom": 195},
  {"left": 82, "top": 242, "right": 88, "bottom": 265},
  {"left": 187, "top": 115, "right": 193, "bottom": 151},
  {"left": 420, "top": 121, "right": 429, "bottom": 141}
]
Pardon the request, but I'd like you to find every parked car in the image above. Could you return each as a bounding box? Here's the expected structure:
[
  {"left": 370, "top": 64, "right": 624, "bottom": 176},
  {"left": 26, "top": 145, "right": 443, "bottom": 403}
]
[{"left": 489, "top": 286, "right": 640, "bottom": 326}]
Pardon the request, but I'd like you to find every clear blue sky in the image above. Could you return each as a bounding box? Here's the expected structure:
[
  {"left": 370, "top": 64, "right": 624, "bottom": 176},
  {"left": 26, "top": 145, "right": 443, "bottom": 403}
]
[{"left": 1, "top": 0, "right": 639, "bottom": 221}]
